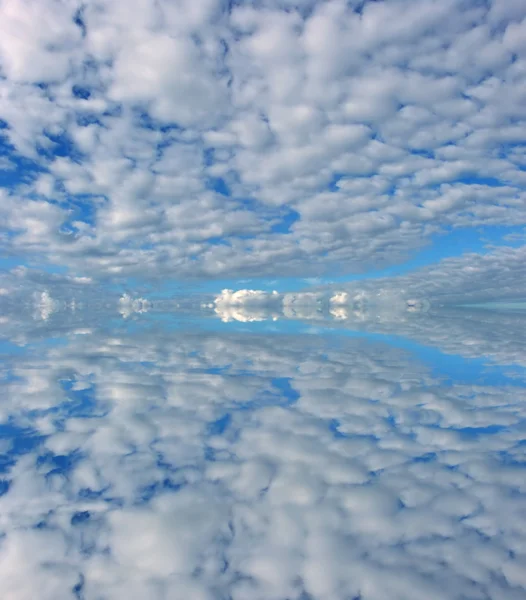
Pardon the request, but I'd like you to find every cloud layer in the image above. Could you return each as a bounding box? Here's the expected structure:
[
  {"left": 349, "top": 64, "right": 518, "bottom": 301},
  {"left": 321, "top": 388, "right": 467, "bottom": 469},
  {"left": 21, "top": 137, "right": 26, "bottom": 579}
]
[
  {"left": 1, "top": 0, "right": 526, "bottom": 278},
  {"left": 327, "top": 243, "right": 526, "bottom": 306},
  {"left": 1, "top": 320, "right": 526, "bottom": 599}
]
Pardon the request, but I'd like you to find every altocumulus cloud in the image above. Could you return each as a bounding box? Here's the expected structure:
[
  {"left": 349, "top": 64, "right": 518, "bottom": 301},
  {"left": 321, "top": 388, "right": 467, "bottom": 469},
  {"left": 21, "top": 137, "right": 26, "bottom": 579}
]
[
  {"left": 0, "top": 0, "right": 526, "bottom": 279},
  {"left": 1, "top": 326, "right": 526, "bottom": 599},
  {"left": 295, "top": 242, "right": 526, "bottom": 307}
]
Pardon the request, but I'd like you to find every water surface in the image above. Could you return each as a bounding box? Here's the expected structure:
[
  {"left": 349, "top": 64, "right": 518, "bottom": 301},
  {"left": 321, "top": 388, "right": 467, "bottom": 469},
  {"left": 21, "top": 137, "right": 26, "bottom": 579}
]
[{"left": 1, "top": 307, "right": 525, "bottom": 600}]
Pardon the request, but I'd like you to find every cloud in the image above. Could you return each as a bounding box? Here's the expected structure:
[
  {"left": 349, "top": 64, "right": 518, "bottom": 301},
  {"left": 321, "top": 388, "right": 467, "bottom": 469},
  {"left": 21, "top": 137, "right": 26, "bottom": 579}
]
[
  {"left": 214, "top": 288, "right": 281, "bottom": 321},
  {"left": 1, "top": 320, "right": 526, "bottom": 599},
  {"left": 117, "top": 293, "right": 150, "bottom": 319},
  {"left": 314, "top": 243, "right": 526, "bottom": 306},
  {"left": 1, "top": 0, "right": 526, "bottom": 279}
]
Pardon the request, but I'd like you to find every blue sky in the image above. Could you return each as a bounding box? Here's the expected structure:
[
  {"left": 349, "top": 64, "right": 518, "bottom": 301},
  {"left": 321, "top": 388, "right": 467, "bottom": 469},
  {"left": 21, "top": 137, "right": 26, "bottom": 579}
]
[{"left": 1, "top": 0, "right": 526, "bottom": 301}]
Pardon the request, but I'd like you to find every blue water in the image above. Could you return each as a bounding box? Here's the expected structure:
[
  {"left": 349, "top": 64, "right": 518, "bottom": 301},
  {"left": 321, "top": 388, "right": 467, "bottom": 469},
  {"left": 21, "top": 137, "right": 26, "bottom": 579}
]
[{"left": 0, "top": 307, "right": 525, "bottom": 600}]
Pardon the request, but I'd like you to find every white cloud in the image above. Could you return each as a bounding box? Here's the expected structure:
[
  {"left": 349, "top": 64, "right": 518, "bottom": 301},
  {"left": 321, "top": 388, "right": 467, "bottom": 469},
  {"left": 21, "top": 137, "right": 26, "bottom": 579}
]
[
  {"left": 214, "top": 288, "right": 281, "bottom": 321},
  {"left": 0, "top": 0, "right": 526, "bottom": 278},
  {"left": 0, "top": 0, "right": 82, "bottom": 84},
  {"left": 118, "top": 293, "right": 150, "bottom": 319},
  {"left": 33, "top": 289, "right": 57, "bottom": 321}
]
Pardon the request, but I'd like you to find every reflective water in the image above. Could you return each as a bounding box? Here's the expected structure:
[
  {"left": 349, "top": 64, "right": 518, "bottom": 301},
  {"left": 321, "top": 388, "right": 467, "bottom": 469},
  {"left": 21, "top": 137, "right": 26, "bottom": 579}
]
[{"left": 1, "top": 303, "right": 526, "bottom": 600}]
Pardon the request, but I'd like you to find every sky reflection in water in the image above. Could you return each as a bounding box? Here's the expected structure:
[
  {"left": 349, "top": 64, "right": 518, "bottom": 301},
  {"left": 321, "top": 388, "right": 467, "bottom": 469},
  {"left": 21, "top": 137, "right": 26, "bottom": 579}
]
[{"left": 1, "top": 304, "right": 526, "bottom": 600}]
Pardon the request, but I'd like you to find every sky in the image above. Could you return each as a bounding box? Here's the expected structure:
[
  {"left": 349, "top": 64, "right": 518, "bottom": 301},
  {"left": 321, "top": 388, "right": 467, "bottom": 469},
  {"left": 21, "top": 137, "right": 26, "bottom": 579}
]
[{"left": 1, "top": 0, "right": 526, "bottom": 300}]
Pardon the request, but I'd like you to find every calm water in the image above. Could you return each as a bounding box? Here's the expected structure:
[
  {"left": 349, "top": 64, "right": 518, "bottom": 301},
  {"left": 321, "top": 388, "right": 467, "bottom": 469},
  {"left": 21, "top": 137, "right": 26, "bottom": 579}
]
[{"left": 1, "top": 304, "right": 526, "bottom": 600}]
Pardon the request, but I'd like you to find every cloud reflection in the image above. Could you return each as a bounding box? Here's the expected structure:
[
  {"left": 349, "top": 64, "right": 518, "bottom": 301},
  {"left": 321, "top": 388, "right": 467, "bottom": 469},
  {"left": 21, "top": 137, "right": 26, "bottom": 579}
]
[
  {"left": 1, "top": 319, "right": 526, "bottom": 599},
  {"left": 208, "top": 289, "right": 525, "bottom": 369}
]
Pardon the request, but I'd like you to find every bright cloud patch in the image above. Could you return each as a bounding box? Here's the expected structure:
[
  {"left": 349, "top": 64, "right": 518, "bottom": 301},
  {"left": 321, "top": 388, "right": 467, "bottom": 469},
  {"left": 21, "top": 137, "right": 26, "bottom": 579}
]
[{"left": 1, "top": 0, "right": 526, "bottom": 279}]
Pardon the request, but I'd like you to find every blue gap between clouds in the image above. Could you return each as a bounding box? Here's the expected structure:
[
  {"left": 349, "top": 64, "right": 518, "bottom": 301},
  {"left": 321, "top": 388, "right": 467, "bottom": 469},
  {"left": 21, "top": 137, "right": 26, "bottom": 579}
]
[
  {"left": 0, "top": 378, "right": 102, "bottom": 491},
  {"left": 271, "top": 208, "right": 300, "bottom": 234},
  {"left": 0, "top": 422, "right": 46, "bottom": 476},
  {"left": 73, "top": 7, "right": 87, "bottom": 37},
  {"left": 59, "top": 194, "right": 100, "bottom": 232},
  {"left": 207, "top": 175, "right": 230, "bottom": 197},
  {"left": 205, "top": 169, "right": 301, "bottom": 239},
  {"left": 0, "top": 128, "right": 45, "bottom": 188},
  {"left": 37, "top": 129, "right": 84, "bottom": 163},
  {"left": 137, "top": 109, "right": 183, "bottom": 134},
  {"left": 335, "top": 224, "right": 526, "bottom": 282},
  {"left": 204, "top": 376, "right": 299, "bottom": 461},
  {"left": 72, "top": 84, "right": 91, "bottom": 100},
  {"left": 56, "top": 379, "right": 101, "bottom": 418},
  {"left": 136, "top": 478, "right": 185, "bottom": 505}
]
